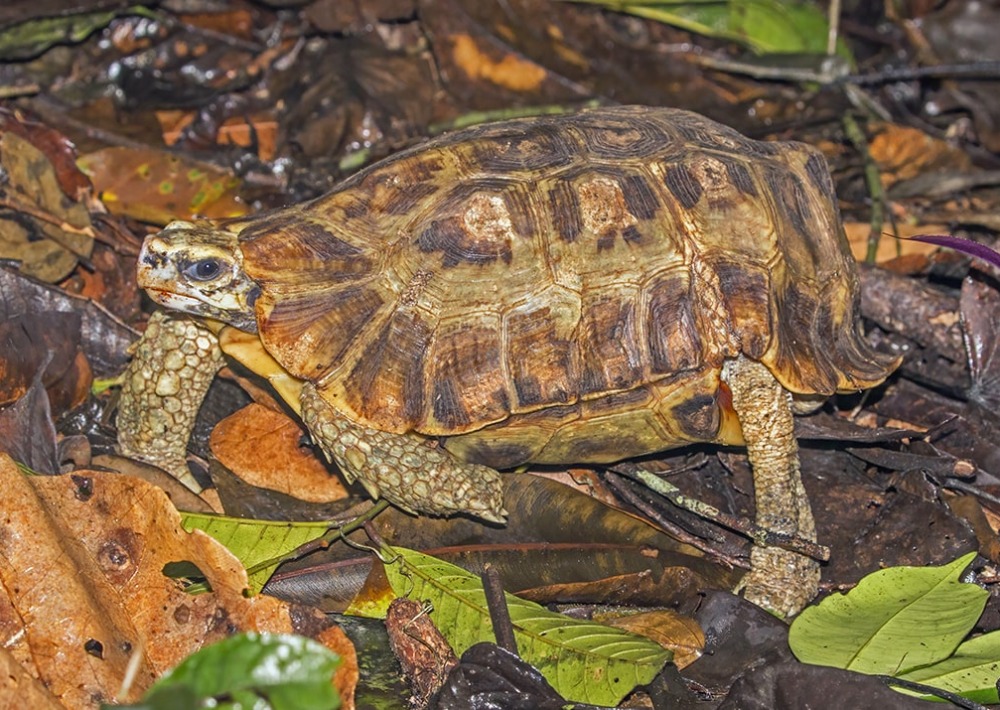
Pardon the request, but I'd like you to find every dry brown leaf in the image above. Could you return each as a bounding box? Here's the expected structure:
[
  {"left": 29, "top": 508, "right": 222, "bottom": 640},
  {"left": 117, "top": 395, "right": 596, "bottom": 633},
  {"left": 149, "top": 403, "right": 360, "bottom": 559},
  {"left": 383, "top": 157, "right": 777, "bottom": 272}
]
[
  {"left": 868, "top": 123, "right": 972, "bottom": 186},
  {"left": 601, "top": 609, "right": 705, "bottom": 670},
  {"left": 0, "top": 647, "right": 63, "bottom": 709},
  {"left": 0, "top": 455, "right": 356, "bottom": 708},
  {"left": 210, "top": 403, "right": 349, "bottom": 503}
]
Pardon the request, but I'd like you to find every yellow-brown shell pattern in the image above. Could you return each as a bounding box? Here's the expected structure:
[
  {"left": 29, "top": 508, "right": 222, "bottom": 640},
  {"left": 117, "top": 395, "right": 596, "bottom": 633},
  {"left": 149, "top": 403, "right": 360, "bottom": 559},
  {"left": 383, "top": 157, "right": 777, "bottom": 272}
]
[{"left": 227, "top": 106, "right": 897, "bottom": 465}]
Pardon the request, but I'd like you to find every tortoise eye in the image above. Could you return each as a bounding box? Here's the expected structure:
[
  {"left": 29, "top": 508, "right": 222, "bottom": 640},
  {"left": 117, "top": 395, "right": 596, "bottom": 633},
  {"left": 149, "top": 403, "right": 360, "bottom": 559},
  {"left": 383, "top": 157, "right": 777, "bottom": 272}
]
[{"left": 184, "top": 258, "right": 223, "bottom": 281}]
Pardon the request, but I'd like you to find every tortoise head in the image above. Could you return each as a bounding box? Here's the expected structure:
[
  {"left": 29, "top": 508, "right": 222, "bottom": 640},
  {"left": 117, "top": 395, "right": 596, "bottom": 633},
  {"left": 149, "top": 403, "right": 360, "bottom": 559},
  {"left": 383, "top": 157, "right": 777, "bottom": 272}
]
[{"left": 137, "top": 221, "right": 260, "bottom": 332}]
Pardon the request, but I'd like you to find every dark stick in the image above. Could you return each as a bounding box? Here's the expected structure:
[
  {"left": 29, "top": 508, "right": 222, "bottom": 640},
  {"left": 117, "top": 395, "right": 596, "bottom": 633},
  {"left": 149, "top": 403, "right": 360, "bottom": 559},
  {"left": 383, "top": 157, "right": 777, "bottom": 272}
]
[{"left": 482, "top": 564, "right": 518, "bottom": 656}]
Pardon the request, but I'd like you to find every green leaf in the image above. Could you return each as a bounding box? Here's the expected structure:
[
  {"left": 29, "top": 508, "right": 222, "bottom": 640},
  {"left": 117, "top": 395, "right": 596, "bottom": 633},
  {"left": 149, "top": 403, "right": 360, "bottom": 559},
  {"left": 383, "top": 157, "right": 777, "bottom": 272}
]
[
  {"left": 180, "top": 512, "right": 330, "bottom": 594},
  {"left": 382, "top": 546, "right": 672, "bottom": 706},
  {"left": 112, "top": 633, "right": 340, "bottom": 710},
  {"left": 568, "top": 0, "right": 849, "bottom": 56},
  {"left": 898, "top": 632, "right": 1000, "bottom": 704},
  {"left": 789, "top": 552, "right": 985, "bottom": 675}
]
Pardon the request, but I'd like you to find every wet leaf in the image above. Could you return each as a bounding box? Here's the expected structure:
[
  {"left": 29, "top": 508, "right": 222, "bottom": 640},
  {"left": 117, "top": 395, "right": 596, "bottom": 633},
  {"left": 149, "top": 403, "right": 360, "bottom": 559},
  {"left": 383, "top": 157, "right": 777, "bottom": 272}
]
[
  {"left": 381, "top": 545, "right": 672, "bottom": 707},
  {"left": 432, "top": 642, "right": 569, "bottom": 710},
  {"left": 0, "top": 311, "right": 88, "bottom": 410},
  {"left": 960, "top": 273, "right": 1000, "bottom": 412},
  {"left": 0, "top": 6, "right": 126, "bottom": 60},
  {"left": 568, "top": 0, "right": 845, "bottom": 55},
  {"left": 0, "top": 264, "right": 136, "bottom": 378},
  {"left": 0, "top": 367, "right": 59, "bottom": 474}
]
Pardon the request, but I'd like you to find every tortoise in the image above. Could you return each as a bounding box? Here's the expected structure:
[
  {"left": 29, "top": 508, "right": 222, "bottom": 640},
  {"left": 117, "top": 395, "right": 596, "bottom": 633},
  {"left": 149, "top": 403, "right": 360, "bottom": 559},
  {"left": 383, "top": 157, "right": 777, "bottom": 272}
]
[{"left": 122, "top": 105, "right": 899, "bottom": 615}]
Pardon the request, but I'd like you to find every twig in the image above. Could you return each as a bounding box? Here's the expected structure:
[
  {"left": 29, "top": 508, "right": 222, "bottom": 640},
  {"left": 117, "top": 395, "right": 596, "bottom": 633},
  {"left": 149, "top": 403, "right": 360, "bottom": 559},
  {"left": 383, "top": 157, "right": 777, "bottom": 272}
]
[
  {"left": 841, "top": 113, "right": 892, "bottom": 264},
  {"left": 604, "top": 471, "right": 747, "bottom": 569},
  {"left": 482, "top": 564, "right": 518, "bottom": 656},
  {"left": 620, "top": 468, "right": 830, "bottom": 562},
  {"left": 244, "top": 499, "right": 390, "bottom": 578},
  {"left": 875, "top": 675, "right": 990, "bottom": 709}
]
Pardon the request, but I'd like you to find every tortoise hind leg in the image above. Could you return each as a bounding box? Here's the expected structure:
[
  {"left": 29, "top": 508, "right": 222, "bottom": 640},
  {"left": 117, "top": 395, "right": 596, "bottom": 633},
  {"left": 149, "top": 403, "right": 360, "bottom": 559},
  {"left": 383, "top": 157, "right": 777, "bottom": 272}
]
[
  {"left": 724, "top": 356, "right": 820, "bottom": 617},
  {"left": 300, "top": 383, "right": 507, "bottom": 523}
]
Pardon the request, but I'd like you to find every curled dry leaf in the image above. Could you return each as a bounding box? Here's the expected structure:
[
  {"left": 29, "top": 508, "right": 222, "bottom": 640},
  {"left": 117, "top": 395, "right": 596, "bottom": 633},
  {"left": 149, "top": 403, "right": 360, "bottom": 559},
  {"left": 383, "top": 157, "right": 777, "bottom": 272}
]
[
  {"left": 0, "top": 311, "right": 91, "bottom": 413},
  {"left": 209, "top": 402, "right": 349, "bottom": 503},
  {"left": 600, "top": 609, "right": 705, "bottom": 670},
  {"left": 0, "top": 454, "right": 357, "bottom": 708}
]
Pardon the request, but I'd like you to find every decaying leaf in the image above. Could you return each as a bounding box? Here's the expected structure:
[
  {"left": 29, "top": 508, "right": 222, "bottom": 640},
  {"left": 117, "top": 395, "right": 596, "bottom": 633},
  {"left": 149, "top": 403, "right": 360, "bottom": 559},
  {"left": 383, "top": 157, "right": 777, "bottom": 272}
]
[
  {"left": 0, "top": 128, "right": 94, "bottom": 282},
  {"left": 961, "top": 272, "right": 1000, "bottom": 412}
]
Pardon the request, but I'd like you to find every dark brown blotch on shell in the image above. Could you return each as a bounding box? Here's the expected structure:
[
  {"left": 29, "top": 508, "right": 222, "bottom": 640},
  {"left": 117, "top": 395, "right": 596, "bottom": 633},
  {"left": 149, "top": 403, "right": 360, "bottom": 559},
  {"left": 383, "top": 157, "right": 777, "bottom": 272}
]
[
  {"left": 417, "top": 216, "right": 512, "bottom": 267},
  {"left": 646, "top": 274, "right": 702, "bottom": 374},
  {"left": 724, "top": 160, "right": 759, "bottom": 198},
  {"left": 714, "top": 262, "right": 772, "bottom": 359},
  {"left": 578, "top": 296, "right": 642, "bottom": 395},
  {"left": 671, "top": 393, "right": 721, "bottom": 440},
  {"left": 547, "top": 181, "right": 582, "bottom": 243},
  {"left": 662, "top": 164, "right": 703, "bottom": 209},
  {"left": 620, "top": 174, "right": 661, "bottom": 220},
  {"left": 772, "top": 283, "right": 834, "bottom": 393},
  {"left": 803, "top": 152, "right": 834, "bottom": 196},
  {"left": 451, "top": 439, "right": 537, "bottom": 470},
  {"left": 240, "top": 214, "right": 372, "bottom": 284}
]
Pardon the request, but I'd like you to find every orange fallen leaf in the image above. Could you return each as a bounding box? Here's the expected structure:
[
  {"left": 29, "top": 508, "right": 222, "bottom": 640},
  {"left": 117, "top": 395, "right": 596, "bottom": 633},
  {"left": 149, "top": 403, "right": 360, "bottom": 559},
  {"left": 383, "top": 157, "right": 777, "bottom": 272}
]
[
  {"left": 868, "top": 123, "right": 972, "bottom": 186},
  {"left": 450, "top": 34, "right": 547, "bottom": 92},
  {"left": 210, "top": 403, "right": 349, "bottom": 503},
  {"left": 78, "top": 146, "right": 247, "bottom": 224}
]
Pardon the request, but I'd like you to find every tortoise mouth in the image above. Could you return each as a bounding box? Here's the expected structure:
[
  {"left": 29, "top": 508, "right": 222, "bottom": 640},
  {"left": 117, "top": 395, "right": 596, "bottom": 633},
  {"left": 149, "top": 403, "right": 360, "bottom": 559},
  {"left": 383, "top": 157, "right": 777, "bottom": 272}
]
[
  {"left": 144, "top": 287, "right": 213, "bottom": 315},
  {"left": 143, "top": 287, "right": 258, "bottom": 332}
]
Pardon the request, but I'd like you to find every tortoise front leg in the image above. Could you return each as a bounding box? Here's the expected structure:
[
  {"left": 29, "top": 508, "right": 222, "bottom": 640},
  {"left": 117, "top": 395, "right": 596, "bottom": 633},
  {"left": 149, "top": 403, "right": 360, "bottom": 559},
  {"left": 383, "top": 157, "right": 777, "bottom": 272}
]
[
  {"left": 118, "top": 311, "right": 224, "bottom": 492},
  {"left": 724, "top": 356, "right": 820, "bottom": 617},
  {"left": 299, "top": 384, "right": 507, "bottom": 523}
]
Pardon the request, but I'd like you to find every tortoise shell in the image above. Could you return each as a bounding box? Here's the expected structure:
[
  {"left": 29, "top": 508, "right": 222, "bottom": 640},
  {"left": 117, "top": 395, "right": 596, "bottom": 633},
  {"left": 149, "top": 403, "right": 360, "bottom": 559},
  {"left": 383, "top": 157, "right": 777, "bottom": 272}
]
[{"left": 217, "top": 105, "right": 896, "bottom": 468}]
